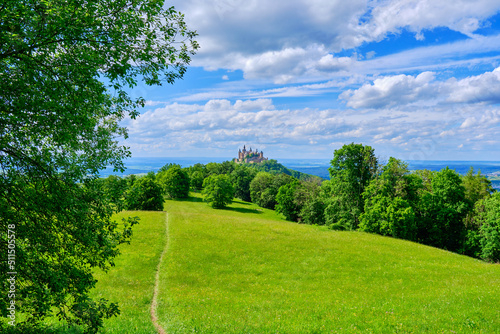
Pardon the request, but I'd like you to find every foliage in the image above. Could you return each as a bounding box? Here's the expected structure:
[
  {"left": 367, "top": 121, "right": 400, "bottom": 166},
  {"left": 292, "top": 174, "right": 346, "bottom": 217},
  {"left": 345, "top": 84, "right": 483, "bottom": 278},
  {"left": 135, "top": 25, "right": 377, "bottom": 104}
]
[
  {"left": 462, "top": 167, "right": 494, "bottom": 204},
  {"left": 125, "top": 173, "right": 164, "bottom": 211},
  {"left": 249, "top": 172, "right": 295, "bottom": 209},
  {"left": 359, "top": 158, "right": 421, "bottom": 241},
  {"left": 230, "top": 165, "right": 257, "bottom": 202},
  {"left": 299, "top": 196, "right": 326, "bottom": 225},
  {"left": 202, "top": 175, "right": 234, "bottom": 209},
  {"left": 158, "top": 163, "right": 182, "bottom": 173},
  {"left": 0, "top": 0, "right": 197, "bottom": 331},
  {"left": 99, "top": 175, "right": 129, "bottom": 212},
  {"left": 275, "top": 181, "right": 301, "bottom": 221},
  {"left": 157, "top": 166, "right": 190, "bottom": 199},
  {"left": 416, "top": 168, "right": 471, "bottom": 252},
  {"left": 245, "top": 159, "right": 322, "bottom": 182},
  {"left": 205, "top": 161, "right": 237, "bottom": 177},
  {"left": 328, "top": 143, "right": 378, "bottom": 229},
  {"left": 478, "top": 192, "right": 500, "bottom": 262},
  {"left": 185, "top": 163, "right": 207, "bottom": 190}
]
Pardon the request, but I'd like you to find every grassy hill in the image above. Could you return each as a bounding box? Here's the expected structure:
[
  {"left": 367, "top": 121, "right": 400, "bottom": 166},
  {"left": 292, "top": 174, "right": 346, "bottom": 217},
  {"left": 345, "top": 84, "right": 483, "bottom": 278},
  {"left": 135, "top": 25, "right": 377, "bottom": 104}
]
[{"left": 53, "top": 193, "right": 499, "bottom": 333}]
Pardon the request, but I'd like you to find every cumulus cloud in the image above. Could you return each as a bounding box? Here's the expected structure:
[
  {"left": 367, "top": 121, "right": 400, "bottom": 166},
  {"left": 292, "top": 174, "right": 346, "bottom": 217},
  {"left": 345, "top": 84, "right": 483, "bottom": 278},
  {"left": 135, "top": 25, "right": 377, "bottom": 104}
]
[
  {"left": 353, "top": 0, "right": 500, "bottom": 43},
  {"left": 340, "top": 72, "right": 436, "bottom": 108},
  {"left": 340, "top": 66, "right": 500, "bottom": 109},
  {"left": 447, "top": 67, "right": 500, "bottom": 104},
  {"left": 171, "top": 0, "right": 500, "bottom": 82},
  {"left": 123, "top": 96, "right": 500, "bottom": 160}
]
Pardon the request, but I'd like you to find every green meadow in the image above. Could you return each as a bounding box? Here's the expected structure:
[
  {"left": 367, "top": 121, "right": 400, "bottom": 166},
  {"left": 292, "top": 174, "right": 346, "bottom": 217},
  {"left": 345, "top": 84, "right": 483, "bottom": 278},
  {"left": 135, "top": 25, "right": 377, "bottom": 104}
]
[{"left": 51, "top": 193, "right": 500, "bottom": 333}]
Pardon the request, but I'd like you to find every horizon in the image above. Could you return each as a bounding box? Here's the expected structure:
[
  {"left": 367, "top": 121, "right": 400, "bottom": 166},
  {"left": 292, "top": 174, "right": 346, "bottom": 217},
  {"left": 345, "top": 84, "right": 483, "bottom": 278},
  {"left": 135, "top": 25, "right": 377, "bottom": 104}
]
[{"left": 125, "top": 156, "right": 500, "bottom": 163}]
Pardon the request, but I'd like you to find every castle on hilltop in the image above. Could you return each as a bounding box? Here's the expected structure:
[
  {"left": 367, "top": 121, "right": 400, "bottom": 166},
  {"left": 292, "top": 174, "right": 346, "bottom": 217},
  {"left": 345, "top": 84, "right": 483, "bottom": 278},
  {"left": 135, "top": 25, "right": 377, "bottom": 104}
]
[{"left": 234, "top": 145, "right": 268, "bottom": 164}]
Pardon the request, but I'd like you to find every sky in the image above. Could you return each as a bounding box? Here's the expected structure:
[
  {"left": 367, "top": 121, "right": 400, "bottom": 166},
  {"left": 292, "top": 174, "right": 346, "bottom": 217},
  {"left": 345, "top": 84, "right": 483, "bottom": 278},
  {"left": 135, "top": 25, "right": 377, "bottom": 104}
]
[{"left": 122, "top": 0, "right": 500, "bottom": 161}]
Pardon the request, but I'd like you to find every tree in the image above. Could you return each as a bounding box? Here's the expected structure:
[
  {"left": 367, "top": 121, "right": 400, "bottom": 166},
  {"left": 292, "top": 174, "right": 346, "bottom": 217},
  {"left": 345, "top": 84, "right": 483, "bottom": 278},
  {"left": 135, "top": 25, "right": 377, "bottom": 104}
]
[
  {"left": 125, "top": 173, "right": 164, "bottom": 211},
  {"left": 416, "top": 168, "right": 471, "bottom": 252},
  {"left": 250, "top": 172, "right": 294, "bottom": 209},
  {"left": 462, "top": 167, "right": 494, "bottom": 204},
  {"left": 300, "top": 196, "right": 326, "bottom": 225},
  {"left": 0, "top": 1, "right": 197, "bottom": 332},
  {"left": 275, "top": 181, "right": 301, "bottom": 221},
  {"left": 125, "top": 172, "right": 163, "bottom": 211},
  {"left": 461, "top": 167, "right": 494, "bottom": 257},
  {"left": 478, "top": 192, "right": 500, "bottom": 262},
  {"left": 157, "top": 165, "right": 190, "bottom": 199},
  {"left": 185, "top": 163, "right": 207, "bottom": 190},
  {"left": 158, "top": 163, "right": 182, "bottom": 173},
  {"left": 100, "top": 175, "right": 129, "bottom": 212},
  {"left": 202, "top": 175, "right": 234, "bottom": 209},
  {"left": 327, "top": 143, "right": 378, "bottom": 230},
  {"left": 230, "top": 165, "right": 257, "bottom": 202},
  {"left": 359, "top": 158, "right": 422, "bottom": 241}
]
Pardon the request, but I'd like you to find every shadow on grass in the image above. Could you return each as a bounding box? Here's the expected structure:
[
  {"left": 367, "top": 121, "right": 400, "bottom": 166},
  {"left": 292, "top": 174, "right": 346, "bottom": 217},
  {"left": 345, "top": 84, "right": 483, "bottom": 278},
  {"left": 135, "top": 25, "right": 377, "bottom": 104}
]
[
  {"left": 224, "top": 206, "right": 263, "bottom": 214},
  {"left": 170, "top": 196, "right": 204, "bottom": 203},
  {"left": 233, "top": 200, "right": 252, "bottom": 205}
]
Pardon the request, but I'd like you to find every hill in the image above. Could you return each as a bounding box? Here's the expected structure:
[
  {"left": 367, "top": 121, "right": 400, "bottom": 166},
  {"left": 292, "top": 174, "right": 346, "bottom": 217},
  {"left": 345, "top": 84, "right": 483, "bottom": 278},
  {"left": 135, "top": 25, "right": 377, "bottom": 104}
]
[
  {"left": 43, "top": 194, "right": 499, "bottom": 333},
  {"left": 244, "top": 159, "right": 324, "bottom": 182},
  {"left": 68, "top": 193, "right": 499, "bottom": 333}
]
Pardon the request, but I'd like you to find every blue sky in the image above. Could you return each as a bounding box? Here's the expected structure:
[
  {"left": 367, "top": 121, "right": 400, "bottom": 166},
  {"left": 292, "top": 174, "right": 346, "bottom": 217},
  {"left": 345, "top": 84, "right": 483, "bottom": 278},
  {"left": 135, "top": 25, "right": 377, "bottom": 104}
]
[{"left": 123, "top": 0, "right": 500, "bottom": 161}]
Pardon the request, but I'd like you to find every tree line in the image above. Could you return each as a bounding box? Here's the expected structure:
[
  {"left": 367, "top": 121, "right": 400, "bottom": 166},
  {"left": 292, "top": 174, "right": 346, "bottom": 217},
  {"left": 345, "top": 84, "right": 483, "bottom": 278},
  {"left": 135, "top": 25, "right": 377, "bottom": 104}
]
[{"left": 100, "top": 143, "right": 499, "bottom": 263}]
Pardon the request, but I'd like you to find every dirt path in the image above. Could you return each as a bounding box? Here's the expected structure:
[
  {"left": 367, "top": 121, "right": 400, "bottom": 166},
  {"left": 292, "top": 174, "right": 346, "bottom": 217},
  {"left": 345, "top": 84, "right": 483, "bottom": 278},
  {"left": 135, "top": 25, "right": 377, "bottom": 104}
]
[{"left": 150, "top": 212, "right": 169, "bottom": 334}]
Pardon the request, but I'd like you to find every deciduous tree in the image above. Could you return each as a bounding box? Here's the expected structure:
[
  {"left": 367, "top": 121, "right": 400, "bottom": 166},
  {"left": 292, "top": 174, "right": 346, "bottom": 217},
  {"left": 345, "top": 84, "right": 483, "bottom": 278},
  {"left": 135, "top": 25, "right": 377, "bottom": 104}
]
[
  {"left": 202, "top": 175, "right": 234, "bottom": 209},
  {"left": 0, "top": 0, "right": 197, "bottom": 331},
  {"left": 157, "top": 165, "right": 190, "bottom": 199},
  {"left": 125, "top": 173, "right": 164, "bottom": 211},
  {"left": 327, "top": 143, "right": 378, "bottom": 230}
]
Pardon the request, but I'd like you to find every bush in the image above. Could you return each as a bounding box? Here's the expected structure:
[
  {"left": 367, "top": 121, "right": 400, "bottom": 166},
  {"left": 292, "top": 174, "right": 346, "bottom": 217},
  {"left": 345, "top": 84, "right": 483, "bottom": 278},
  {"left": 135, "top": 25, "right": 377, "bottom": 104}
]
[
  {"left": 416, "top": 168, "right": 471, "bottom": 252},
  {"left": 202, "top": 174, "right": 234, "bottom": 209},
  {"left": 101, "top": 175, "right": 128, "bottom": 211}
]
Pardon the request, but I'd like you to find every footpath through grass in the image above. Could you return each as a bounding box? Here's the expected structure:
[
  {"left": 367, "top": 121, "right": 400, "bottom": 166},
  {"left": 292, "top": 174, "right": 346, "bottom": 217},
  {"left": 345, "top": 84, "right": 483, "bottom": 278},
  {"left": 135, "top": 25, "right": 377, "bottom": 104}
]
[
  {"left": 92, "top": 211, "right": 167, "bottom": 334},
  {"left": 156, "top": 193, "right": 500, "bottom": 333}
]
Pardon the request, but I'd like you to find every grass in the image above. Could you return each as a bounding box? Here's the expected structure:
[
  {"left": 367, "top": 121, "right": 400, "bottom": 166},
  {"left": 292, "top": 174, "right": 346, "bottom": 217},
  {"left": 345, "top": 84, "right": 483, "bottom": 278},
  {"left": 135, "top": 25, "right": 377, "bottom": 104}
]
[
  {"left": 37, "top": 193, "right": 500, "bottom": 333},
  {"left": 91, "top": 211, "right": 167, "bottom": 334},
  {"left": 12, "top": 211, "right": 166, "bottom": 334},
  {"left": 156, "top": 193, "right": 500, "bottom": 333}
]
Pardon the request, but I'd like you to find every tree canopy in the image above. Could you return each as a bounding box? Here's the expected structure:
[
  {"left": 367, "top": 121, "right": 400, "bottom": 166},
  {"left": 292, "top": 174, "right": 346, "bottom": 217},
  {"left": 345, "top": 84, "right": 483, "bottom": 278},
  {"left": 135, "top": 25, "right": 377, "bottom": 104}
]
[
  {"left": 202, "top": 174, "right": 234, "bottom": 209},
  {"left": 327, "top": 143, "right": 378, "bottom": 230},
  {"left": 0, "top": 1, "right": 198, "bottom": 332}
]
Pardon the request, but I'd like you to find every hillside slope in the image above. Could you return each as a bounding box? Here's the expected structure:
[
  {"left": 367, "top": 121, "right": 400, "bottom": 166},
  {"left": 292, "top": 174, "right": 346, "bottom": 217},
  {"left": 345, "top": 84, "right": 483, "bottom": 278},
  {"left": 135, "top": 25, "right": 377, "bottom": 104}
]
[{"left": 155, "top": 194, "right": 500, "bottom": 333}]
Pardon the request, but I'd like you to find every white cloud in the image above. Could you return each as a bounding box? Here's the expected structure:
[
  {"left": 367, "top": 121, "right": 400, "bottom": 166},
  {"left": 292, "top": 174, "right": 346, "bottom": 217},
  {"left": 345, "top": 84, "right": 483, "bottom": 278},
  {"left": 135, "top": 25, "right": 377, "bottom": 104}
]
[
  {"left": 340, "top": 72, "right": 436, "bottom": 108},
  {"left": 340, "top": 66, "right": 500, "bottom": 109},
  {"left": 350, "top": 0, "right": 500, "bottom": 43},
  {"left": 447, "top": 67, "right": 500, "bottom": 103},
  {"left": 171, "top": 0, "right": 500, "bottom": 82},
  {"left": 124, "top": 96, "right": 500, "bottom": 160}
]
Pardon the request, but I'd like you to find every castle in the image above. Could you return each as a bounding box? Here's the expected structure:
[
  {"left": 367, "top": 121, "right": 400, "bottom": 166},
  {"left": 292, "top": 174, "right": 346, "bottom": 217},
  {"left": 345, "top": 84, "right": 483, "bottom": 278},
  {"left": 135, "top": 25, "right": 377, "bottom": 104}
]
[{"left": 234, "top": 145, "right": 268, "bottom": 164}]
